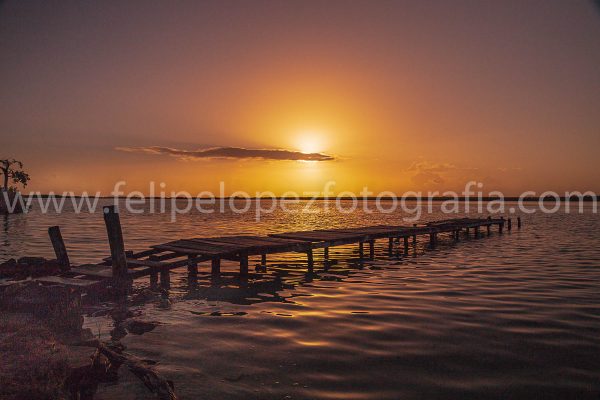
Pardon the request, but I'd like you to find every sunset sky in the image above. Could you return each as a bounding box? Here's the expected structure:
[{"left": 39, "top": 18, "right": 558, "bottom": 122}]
[{"left": 1, "top": 1, "right": 599, "bottom": 196}]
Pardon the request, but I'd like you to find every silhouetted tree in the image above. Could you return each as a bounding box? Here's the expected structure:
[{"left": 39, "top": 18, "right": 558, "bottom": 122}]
[{"left": 0, "top": 159, "right": 30, "bottom": 191}]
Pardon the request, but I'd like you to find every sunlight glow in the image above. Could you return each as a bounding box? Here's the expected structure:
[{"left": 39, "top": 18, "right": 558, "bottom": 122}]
[{"left": 294, "top": 131, "right": 326, "bottom": 154}]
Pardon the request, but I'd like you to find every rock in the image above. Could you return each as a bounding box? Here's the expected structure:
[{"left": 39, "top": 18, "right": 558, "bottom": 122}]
[
  {"left": 0, "top": 258, "right": 18, "bottom": 278},
  {"left": 123, "top": 319, "right": 158, "bottom": 335},
  {"left": 29, "top": 259, "right": 61, "bottom": 277},
  {"left": 17, "top": 256, "right": 47, "bottom": 266},
  {"left": 16, "top": 257, "right": 60, "bottom": 278},
  {"left": 130, "top": 288, "right": 160, "bottom": 306},
  {"left": 0, "top": 257, "right": 60, "bottom": 279}
]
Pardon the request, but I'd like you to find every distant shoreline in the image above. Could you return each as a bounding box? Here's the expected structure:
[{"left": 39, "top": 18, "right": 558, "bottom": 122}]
[{"left": 20, "top": 195, "right": 600, "bottom": 201}]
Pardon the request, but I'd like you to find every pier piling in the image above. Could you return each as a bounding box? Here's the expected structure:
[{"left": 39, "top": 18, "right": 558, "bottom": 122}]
[
  {"left": 48, "top": 226, "right": 70, "bottom": 271},
  {"left": 103, "top": 206, "right": 129, "bottom": 294}
]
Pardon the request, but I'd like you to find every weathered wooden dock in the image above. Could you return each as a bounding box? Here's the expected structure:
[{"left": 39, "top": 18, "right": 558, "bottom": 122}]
[{"left": 36, "top": 206, "right": 521, "bottom": 294}]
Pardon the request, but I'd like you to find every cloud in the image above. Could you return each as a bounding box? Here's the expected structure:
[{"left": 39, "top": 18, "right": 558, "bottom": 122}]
[
  {"left": 115, "top": 146, "right": 335, "bottom": 162},
  {"left": 405, "top": 161, "right": 477, "bottom": 186}
]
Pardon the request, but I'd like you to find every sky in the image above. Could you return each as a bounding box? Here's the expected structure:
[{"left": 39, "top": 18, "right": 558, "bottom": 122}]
[{"left": 1, "top": 0, "right": 599, "bottom": 196}]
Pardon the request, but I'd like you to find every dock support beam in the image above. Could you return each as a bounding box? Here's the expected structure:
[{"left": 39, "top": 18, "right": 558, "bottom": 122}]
[
  {"left": 103, "top": 206, "right": 129, "bottom": 295},
  {"left": 307, "top": 248, "right": 314, "bottom": 273},
  {"left": 240, "top": 253, "right": 249, "bottom": 277},
  {"left": 211, "top": 258, "right": 221, "bottom": 275},
  {"left": 48, "top": 226, "right": 70, "bottom": 271},
  {"left": 149, "top": 255, "right": 159, "bottom": 289},
  {"left": 187, "top": 255, "right": 198, "bottom": 286},
  {"left": 429, "top": 232, "right": 437, "bottom": 248},
  {"left": 160, "top": 269, "right": 170, "bottom": 289}
]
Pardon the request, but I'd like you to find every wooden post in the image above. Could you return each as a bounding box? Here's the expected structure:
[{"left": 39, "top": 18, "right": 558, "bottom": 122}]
[
  {"left": 388, "top": 238, "right": 394, "bottom": 255},
  {"left": 465, "top": 227, "right": 470, "bottom": 237},
  {"left": 150, "top": 272, "right": 158, "bottom": 289},
  {"left": 48, "top": 226, "right": 70, "bottom": 271},
  {"left": 149, "top": 254, "right": 158, "bottom": 289},
  {"left": 412, "top": 224, "right": 417, "bottom": 243},
  {"left": 187, "top": 255, "right": 198, "bottom": 285},
  {"left": 211, "top": 258, "right": 221, "bottom": 275},
  {"left": 368, "top": 240, "right": 375, "bottom": 259},
  {"left": 429, "top": 232, "right": 436, "bottom": 247},
  {"left": 517, "top": 216, "right": 522, "bottom": 228},
  {"left": 507, "top": 218, "right": 512, "bottom": 231},
  {"left": 160, "top": 269, "right": 170, "bottom": 289},
  {"left": 499, "top": 217, "right": 505, "bottom": 234},
  {"left": 103, "top": 206, "right": 128, "bottom": 291},
  {"left": 324, "top": 247, "right": 329, "bottom": 261},
  {"left": 261, "top": 254, "right": 267, "bottom": 266},
  {"left": 474, "top": 226, "right": 480, "bottom": 238},
  {"left": 307, "top": 248, "right": 314, "bottom": 273},
  {"left": 403, "top": 236, "right": 409, "bottom": 255},
  {"left": 358, "top": 241, "right": 364, "bottom": 259},
  {"left": 487, "top": 224, "right": 491, "bottom": 236},
  {"left": 187, "top": 255, "right": 198, "bottom": 275},
  {"left": 240, "top": 253, "right": 249, "bottom": 277}
]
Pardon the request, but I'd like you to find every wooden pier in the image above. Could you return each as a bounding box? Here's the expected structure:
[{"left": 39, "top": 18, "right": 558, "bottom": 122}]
[{"left": 36, "top": 207, "right": 521, "bottom": 294}]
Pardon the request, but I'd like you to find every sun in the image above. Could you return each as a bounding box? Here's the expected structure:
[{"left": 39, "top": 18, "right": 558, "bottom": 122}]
[{"left": 294, "top": 131, "right": 325, "bottom": 154}]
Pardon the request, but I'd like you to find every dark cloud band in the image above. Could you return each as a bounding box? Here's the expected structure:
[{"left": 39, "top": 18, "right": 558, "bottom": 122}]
[{"left": 116, "top": 146, "right": 335, "bottom": 162}]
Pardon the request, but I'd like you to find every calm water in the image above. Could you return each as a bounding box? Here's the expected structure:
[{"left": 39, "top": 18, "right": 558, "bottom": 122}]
[{"left": 2, "top": 201, "right": 600, "bottom": 399}]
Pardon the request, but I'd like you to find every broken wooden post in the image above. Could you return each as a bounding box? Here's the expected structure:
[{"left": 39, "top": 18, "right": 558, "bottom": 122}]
[
  {"left": 211, "top": 258, "right": 221, "bottom": 275},
  {"left": 48, "top": 226, "right": 70, "bottom": 271},
  {"left": 306, "top": 248, "right": 314, "bottom": 273},
  {"left": 517, "top": 216, "right": 522, "bottom": 229},
  {"left": 240, "top": 253, "right": 249, "bottom": 277},
  {"left": 103, "top": 206, "right": 129, "bottom": 293},
  {"left": 368, "top": 240, "right": 375, "bottom": 259}
]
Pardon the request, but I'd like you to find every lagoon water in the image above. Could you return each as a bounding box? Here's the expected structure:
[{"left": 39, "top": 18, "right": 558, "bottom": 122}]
[{"left": 2, "top": 200, "right": 600, "bottom": 399}]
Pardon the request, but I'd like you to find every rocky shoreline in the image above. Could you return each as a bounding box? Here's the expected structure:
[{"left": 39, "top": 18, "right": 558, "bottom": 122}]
[{"left": 0, "top": 266, "right": 177, "bottom": 399}]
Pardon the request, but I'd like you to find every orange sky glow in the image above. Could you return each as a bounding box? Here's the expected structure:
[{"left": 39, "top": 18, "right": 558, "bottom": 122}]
[{"left": 1, "top": 1, "right": 599, "bottom": 196}]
